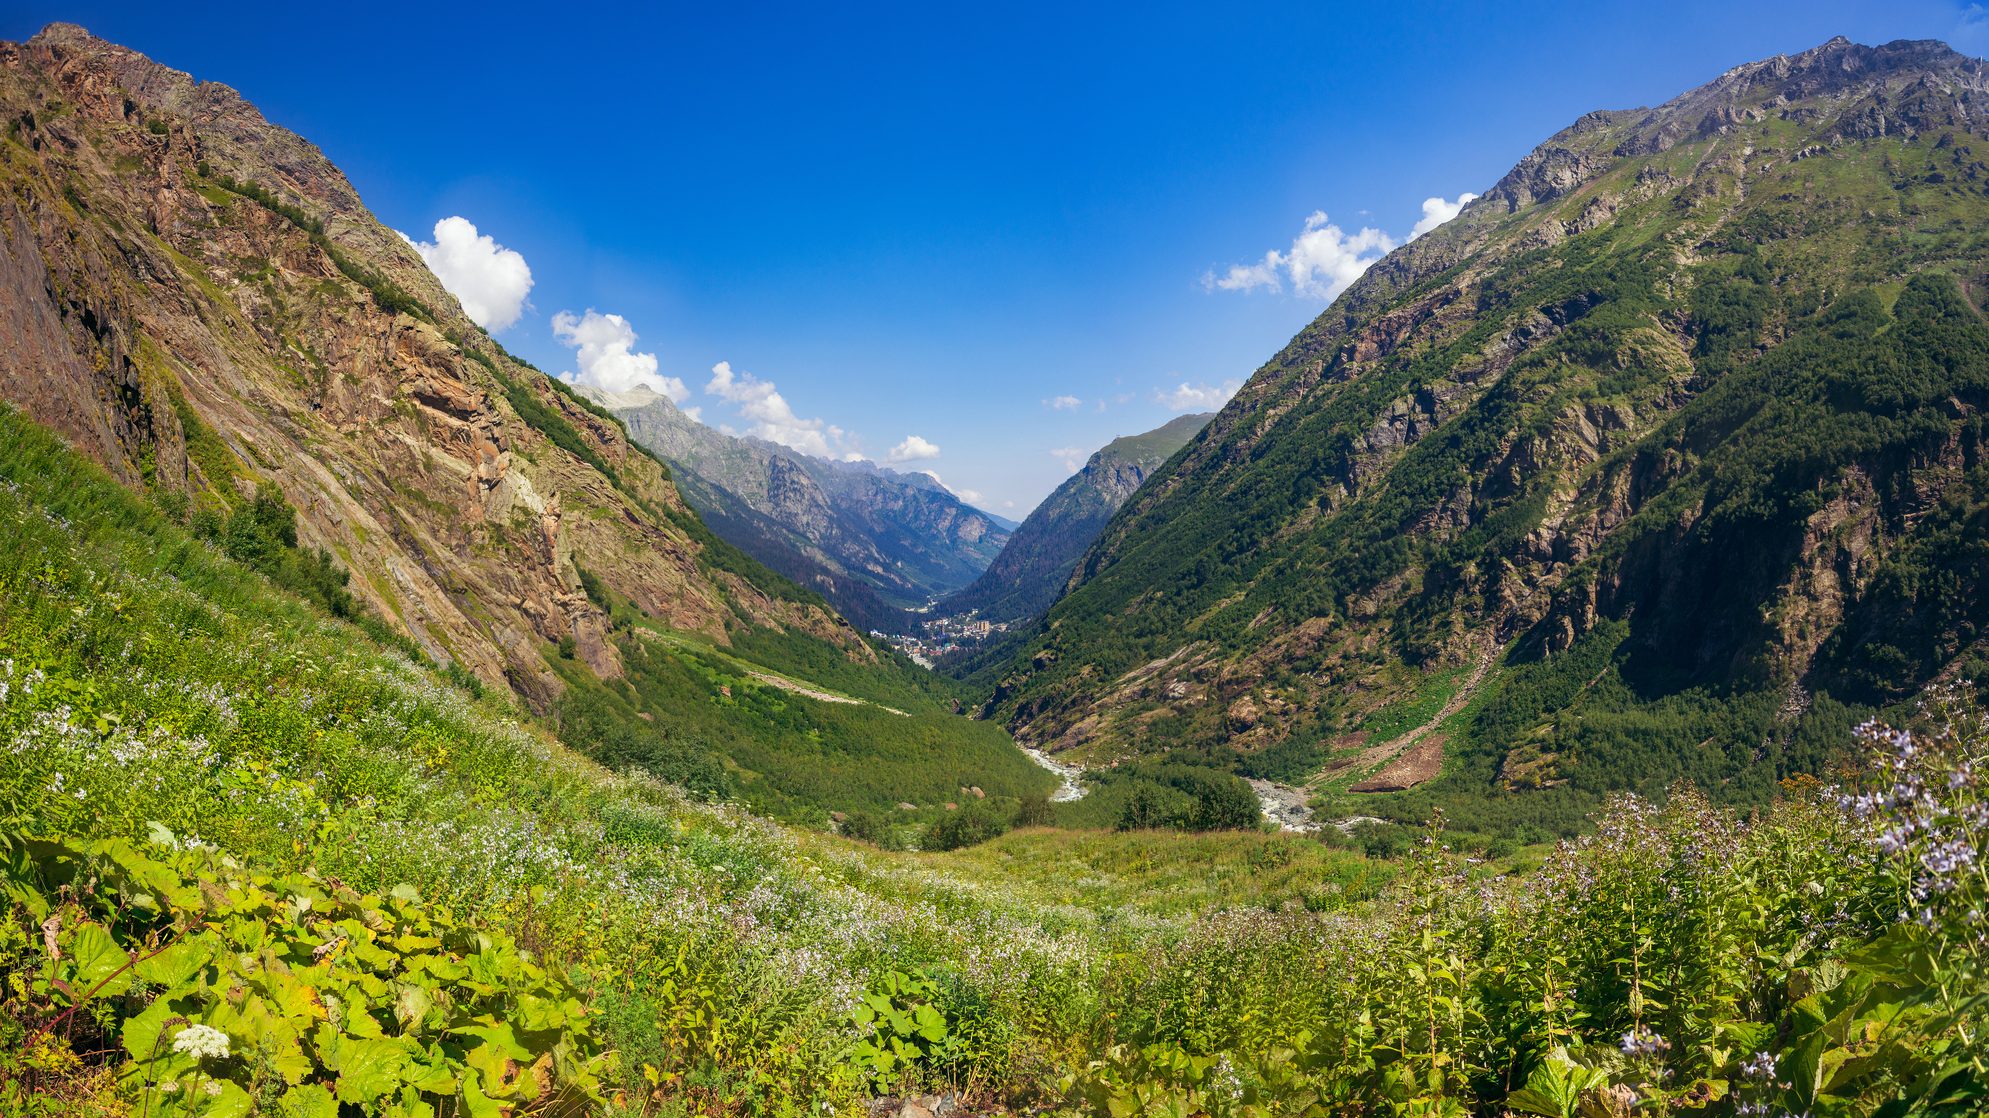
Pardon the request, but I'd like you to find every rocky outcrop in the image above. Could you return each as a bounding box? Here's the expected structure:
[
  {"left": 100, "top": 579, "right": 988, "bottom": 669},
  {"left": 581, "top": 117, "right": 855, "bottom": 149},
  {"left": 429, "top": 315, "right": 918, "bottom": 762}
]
[{"left": 0, "top": 24, "right": 865, "bottom": 706}]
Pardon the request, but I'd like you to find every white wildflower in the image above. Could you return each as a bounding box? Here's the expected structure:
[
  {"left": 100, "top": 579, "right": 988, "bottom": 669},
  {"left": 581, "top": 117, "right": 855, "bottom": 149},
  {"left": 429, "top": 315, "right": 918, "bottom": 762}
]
[{"left": 171, "top": 1023, "right": 230, "bottom": 1061}]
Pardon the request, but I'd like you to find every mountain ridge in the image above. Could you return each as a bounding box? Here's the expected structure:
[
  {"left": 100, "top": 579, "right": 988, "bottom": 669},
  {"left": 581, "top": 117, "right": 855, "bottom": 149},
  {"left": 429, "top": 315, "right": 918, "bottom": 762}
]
[
  {"left": 586, "top": 381, "right": 1010, "bottom": 631},
  {"left": 939, "top": 411, "right": 1213, "bottom": 627},
  {"left": 986, "top": 35, "right": 1989, "bottom": 826}
]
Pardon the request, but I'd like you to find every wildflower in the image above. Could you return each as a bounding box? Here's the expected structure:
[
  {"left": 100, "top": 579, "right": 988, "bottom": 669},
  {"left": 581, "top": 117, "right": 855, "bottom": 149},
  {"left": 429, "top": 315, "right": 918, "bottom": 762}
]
[
  {"left": 202, "top": 1081, "right": 224, "bottom": 1097},
  {"left": 171, "top": 1024, "right": 230, "bottom": 1061},
  {"left": 1740, "top": 1051, "right": 1777, "bottom": 1080},
  {"left": 1620, "top": 1025, "right": 1669, "bottom": 1058}
]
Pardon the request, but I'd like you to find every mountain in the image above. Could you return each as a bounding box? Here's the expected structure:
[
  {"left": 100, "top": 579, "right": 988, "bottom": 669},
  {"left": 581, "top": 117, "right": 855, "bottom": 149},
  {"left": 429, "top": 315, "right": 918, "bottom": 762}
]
[
  {"left": 987, "top": 37, "right": 1989, "bottom": 828},
  {"left": 587, "top": 383, "right": 1009, "bottom": 629},
  {"left": 0, "top": 23, "right": 865, "bottom": 703},
  {"left": 940, "top": 412, "right": 1212, "bottom": 626},
  {"left": 0, "top": 23, "right": 1048, "bottom": 818}
]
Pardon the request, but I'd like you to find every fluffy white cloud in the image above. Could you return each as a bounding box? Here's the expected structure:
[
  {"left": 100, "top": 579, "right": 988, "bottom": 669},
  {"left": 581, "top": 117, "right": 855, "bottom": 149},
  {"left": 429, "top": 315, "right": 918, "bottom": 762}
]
[
  {"left": 1408, "top": 192, "right": 1480, "bottom": 241},
  {"left": 1158, "top": 379, "right": 1240, "bottom": 412},
  {"left": 886, "top": 435, "right": 941, "bottom": 463},
  {"left": 1205, "top": 211, "right": 1395, "bottom": 301},
  {"left": 705, "top": 361, "right": 848, "bottom": 458},
  {"left": 1049, "top": 446, "right": 1089, "bottom": 472},
  {"left": 551, "top": 310, "right": 690, "bottom": 401},
  {"left": 1206, "top": 191, "right": 1479, "bottom": 302},
  {"left": 407, "top": 217, "right": 533, "bottom": 331},
  {"left": 1045, "top": 395, "right": 1081, "bottom": 410}
]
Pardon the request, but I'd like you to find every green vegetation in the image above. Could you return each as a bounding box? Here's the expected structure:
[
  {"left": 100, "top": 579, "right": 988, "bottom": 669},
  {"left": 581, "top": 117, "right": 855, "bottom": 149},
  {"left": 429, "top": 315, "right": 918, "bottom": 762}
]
[
  {"left": 1032, "top": 761, "right": 1261, "bottom": 833},
  {"left": 897, "top": 827, "right": 1389, "bottom": 916},
  {"left": 2, "top": 832, "right": 608, "bottom": 1116},
  {"left": 552, "top": 621, "right": 1054, "bottom": 824},
  {"left": 0, "top": 400, "right": 1982, "bottom": 1117},
  {"left": 204, "top": 170, "right": 431, "bottom": 321}
]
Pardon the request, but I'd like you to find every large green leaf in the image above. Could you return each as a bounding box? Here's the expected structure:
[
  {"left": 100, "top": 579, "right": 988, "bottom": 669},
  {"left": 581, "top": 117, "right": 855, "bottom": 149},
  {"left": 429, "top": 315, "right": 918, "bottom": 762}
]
[
  {"left": 277, "top": 1083, "right": 338, "bottom": 1118},
  {"left": 198, "top": 1079, "right": 254, "bottom": 1118},
  {"left": 329, "top": 1035, "right": 411, "bottom": 1105},
  {"left": 1505, "top": 1049, "right": 1610, "bottom": 1118},
  {"left": 65, "top": 921, "right": 133, "bottom": 999},
  {"left": 135, "top": 930, "right": 221, "bottom": 988}
]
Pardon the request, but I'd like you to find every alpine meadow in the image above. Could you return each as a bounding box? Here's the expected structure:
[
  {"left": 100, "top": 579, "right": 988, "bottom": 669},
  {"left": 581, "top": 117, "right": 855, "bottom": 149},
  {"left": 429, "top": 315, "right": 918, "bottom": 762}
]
[{"left": 1, "top": 15, "right": 1987, "bottom": 1118}]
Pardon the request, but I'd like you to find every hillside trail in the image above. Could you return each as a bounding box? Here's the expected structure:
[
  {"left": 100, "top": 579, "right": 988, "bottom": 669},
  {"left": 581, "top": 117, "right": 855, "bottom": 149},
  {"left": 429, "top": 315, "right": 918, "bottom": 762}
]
[
  {"left": 638, "top": 626, "right": 915, "bottom": 716},
  {"left": 744, "top": 670, "right": 910, "bottom": 716}
]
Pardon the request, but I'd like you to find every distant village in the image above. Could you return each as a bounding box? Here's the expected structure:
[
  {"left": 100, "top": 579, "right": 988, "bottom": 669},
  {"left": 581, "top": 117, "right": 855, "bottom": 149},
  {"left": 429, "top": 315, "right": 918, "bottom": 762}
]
[{"left": 875, "top": 610, "right": 1011, "bottom": 667}]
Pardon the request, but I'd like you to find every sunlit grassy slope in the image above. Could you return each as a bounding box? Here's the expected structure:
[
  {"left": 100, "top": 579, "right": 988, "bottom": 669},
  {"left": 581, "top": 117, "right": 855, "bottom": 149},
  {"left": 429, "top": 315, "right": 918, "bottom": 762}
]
[{"left": 2, "top": 402, "right": 1981, "bottom": 1118}]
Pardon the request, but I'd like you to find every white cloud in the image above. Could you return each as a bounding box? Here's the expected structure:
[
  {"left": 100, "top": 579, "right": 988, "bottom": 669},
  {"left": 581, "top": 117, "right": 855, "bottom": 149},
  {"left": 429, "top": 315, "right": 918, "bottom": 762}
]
[
  {"left": 551, "top": 310, "right": 689, "bottom": 401},
  {"left": 1049, "top": 446, "right": 1089, "bottom": 472},
  {"left": 407, "top": 217, "right": 533, "bottom": 331},
  {"left": 1205, "top": 211, "right": 1395, "bottom": 301},
  {"left": 1045, "top": 395, "right": 1082, "bottom": 410},
  {"left": 1158, "top": 379, "right": 1241, "bottom": 412},
  {"left": 1408, "top": 192, "right": 1480, "bottom": 241},
  {"left": 886, "top": 434, "right": 941, "bottom": 463},
  {"left": 705, "top": 361, "right": 849, "bottom": 458},
  {"left": 1205, "top": 191, "right": 1479, "bottom": 302}
]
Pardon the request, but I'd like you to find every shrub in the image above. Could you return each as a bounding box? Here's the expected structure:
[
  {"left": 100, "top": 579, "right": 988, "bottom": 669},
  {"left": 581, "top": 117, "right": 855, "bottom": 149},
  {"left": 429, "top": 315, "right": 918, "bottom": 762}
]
[
  {"left": 0, "top": 831, "right": 610, "bottom": 1115},
  {"left": 927, "top": 803, "right": 1010, "bottom": 851}
]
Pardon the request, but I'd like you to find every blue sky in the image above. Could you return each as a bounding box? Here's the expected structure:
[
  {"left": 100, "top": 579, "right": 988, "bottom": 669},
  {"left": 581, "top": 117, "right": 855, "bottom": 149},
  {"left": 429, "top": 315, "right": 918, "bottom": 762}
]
[{"left": 9, "top": 2, "right": 1989, "bottom": 513}]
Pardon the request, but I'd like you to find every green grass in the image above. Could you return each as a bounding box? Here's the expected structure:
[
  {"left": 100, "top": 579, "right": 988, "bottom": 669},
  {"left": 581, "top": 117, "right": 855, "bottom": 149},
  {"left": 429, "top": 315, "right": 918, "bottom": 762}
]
[{"left": 908, "top": 827, "right": 1392, "bottom": 916}]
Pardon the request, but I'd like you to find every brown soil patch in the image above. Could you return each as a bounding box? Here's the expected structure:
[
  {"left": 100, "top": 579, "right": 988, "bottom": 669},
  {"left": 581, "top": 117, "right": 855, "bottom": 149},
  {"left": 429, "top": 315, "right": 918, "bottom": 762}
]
[{"left": 1349, "top": 733, "right": 1447, "bottom": 793}]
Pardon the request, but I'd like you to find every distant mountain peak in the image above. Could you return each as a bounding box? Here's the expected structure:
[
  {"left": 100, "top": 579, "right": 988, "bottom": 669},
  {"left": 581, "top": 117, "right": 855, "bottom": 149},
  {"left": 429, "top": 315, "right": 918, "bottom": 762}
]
[
  {"left": 937, "top": 412, "right": 1211, "bottom": 630},
  {"left": 586, "top": 386, "right": 1009, "bottom": 630}
]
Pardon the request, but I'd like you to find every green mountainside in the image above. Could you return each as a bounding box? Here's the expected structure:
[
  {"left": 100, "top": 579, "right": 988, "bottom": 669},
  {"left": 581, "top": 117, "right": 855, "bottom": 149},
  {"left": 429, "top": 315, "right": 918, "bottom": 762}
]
[
  {"left": 940, "top": 412, "right": 1212, "bottom": 627},
  {"left": 588, "top": 383, "right": 1010, "bottom": 631},
  {"left": 988, "top": 36, "right": 1989, "bottom": 833}
]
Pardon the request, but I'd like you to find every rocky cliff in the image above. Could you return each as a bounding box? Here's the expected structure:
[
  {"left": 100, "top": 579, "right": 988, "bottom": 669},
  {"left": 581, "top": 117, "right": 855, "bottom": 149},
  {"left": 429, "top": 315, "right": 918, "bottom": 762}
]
[
  {"left": 940, "top": 412, "right": 1212, "bottom": 626},
  {"left": 0, "top": 23, "right": 866, "bottom": 706},
  {"left": 588, "top": 383, "right": 1009, "bottom": 629},
  {"left": 986, "top": 37, "right": 1989, "bottom": 820}
]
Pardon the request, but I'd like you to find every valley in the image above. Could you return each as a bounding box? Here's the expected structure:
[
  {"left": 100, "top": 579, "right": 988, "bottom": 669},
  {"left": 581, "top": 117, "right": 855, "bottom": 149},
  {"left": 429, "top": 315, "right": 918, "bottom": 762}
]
[{"left": 0, "top": 20, "right": 1984, "bottom": 1118}]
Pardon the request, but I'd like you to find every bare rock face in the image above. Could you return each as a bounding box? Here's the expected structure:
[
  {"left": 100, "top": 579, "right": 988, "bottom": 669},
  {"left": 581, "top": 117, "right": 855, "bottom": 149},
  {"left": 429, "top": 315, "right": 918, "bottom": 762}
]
[{"left": 0, "top": 24, "right": 865, "bottom": 704}]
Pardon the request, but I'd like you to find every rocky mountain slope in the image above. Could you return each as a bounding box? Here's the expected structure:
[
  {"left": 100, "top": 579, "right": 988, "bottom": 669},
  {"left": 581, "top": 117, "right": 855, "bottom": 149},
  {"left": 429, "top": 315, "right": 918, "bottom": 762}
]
[
  {"left": 940, "top": 412, "right": 1212, "bottom": 626},
  {"left": 987, "top": 37, "right": 1989, "bottom": 825},
  {"left": 0, "top": 23, "right": 871, "bottom": 706},
  {"left": 589, "top": 383, "right": 1009, "bottom": 629}
]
